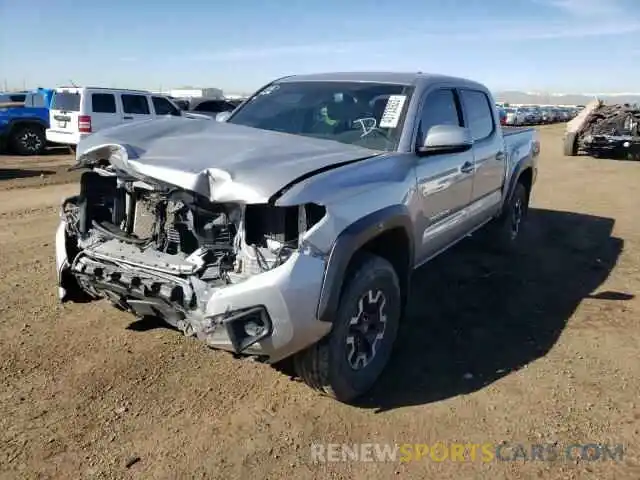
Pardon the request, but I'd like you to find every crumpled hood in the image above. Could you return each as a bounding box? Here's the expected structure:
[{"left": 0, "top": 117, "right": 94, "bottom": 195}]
[{"left": 76, "top": 116, "right": 380, "bottom": 203}]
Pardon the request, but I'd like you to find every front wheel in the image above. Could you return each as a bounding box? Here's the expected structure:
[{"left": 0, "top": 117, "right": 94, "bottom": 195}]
[
  {"left": 293, "top": 253, "right": 401, "bottom": 402},
  {"left": 10, "top": 124, "right": 46, "bottom": 155}
]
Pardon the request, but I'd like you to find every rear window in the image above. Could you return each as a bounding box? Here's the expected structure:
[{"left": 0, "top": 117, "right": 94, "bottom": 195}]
[
  {"left": 122, "top": 94, "right": 150, "bottom": 115},
  {"left": 52, "top": 91, "right": 81, "bottom": 111},
  {"left": 24, "top": 94, "right": 46, "bottom": 108},
  {"left": 92, "top": 93, "right": 116, "bottom": 113}
]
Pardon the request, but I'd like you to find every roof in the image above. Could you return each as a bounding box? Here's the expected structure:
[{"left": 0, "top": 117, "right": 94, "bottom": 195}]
[
  {"left": 276, "top": 71, "right": 487, "bottom": 90},
  {"left": 55, "top": 86, "right": 153, "bottom": 95}
]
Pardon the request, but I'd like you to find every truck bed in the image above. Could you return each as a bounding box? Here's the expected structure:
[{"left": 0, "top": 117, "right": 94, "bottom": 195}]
[{"left": 502, "top": 126, "right": 536, "bottom": 136}]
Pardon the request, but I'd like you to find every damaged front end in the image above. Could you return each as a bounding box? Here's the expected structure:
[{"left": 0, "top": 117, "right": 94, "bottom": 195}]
[{"left": 56, "top": 147, "right": 334, "bottom": 362}]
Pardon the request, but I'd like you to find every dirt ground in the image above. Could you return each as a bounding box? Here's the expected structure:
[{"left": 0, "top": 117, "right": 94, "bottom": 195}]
[{"left": 1, "top": 125, "right": 639, "bottom": 479}]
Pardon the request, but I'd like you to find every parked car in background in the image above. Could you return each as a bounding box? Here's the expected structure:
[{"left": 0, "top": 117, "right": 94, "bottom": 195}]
[
  {"left": 0, "top": 88, "right": 54, "bottom": 155},
  {"left": 553, "top": 108, "right": 566, "bottom": 122},
  {"left": 539, "top": 107, "right": 552, "bottom": 124},
  {"left": 168, "top": 96, "right": 190, "bottom": 111},
  {"left": 504, "top": 107, "right": 527, "bottom": 125},
  {"left": 187, "top": 97, "right": 244, "bottom": 118},
  {"left": 497, "top": 106, "right": 507, "bottom": 125},
  {"left": 46, "top": 87, "right": 206, "bottom": 149},
  {"left": 523, "top": 107, "right": 541, "bottom": 125}
]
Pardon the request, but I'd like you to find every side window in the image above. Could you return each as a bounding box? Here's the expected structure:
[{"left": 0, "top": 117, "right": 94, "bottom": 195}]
[
  {"left": 417, "top": 89, "right": 462, "bottom": 145},
  {"left": 194, "top": 100, "right": 225, "bottom": 113},
  {"left": 152, "top": 96, "right": 181, "bottom": 116},
  {"left": 91, "top": 93, "right": 116, "bottom": 113},
  {"left": 31, "top": 94, "right": 45, "bottom": 108},
  {"left": 460, "top": 90, "right": 494, "bottom": 141},
  {"left": 224, "top": 101, "right": 238, "bottom": 111},
  {"left": 121, "top": 94, "right": 150, "bottom": 115},
  {"left": 10, "top": 94, "right": 26, "bottom": 102}
]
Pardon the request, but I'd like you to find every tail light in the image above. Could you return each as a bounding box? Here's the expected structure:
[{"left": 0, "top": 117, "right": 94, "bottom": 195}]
[{"left": 78, "top": 115, "right": 92, "bottom": 133}]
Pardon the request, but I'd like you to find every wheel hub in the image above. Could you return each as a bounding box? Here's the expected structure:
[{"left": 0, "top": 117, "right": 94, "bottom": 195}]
[
  {"left": 21, "top": 131, "right": 42, "bottom": 153},
  {"left": 345, "top": 289, "right": 387, "bottom": 370},
  {"left": 511, "top": 197, "right": 523, "bottom": 239}
]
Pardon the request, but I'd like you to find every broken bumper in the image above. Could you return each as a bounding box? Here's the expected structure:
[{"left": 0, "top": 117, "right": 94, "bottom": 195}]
[{"left": 55, "top": 220, "right": 332, "bottom": 363}]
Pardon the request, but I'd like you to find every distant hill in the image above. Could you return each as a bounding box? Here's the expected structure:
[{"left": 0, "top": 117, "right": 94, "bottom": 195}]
[{"left": 494, "top": 91, "right": 640, "bottom": 106}]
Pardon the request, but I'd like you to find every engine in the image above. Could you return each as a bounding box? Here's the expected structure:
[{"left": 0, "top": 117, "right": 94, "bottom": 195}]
[{"left": 62, "top": 171, "right": 326, "bottom": 300}]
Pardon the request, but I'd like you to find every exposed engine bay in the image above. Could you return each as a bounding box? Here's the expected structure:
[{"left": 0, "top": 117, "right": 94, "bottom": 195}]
[{"left": 60, "top": 170, "right": 326, "bottom": 351}]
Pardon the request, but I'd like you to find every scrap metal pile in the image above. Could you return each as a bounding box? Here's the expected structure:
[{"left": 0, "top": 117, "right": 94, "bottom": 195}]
[
  {"left": 579, "top": 104, "right": 640, "bottom": 137},
  {"left": 576, "top": 103, "right": 640, "bottom": 160}
]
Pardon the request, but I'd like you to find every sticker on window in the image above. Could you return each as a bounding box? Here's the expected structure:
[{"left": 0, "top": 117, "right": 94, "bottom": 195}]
[
  {"left": 379, "top": 95, "right": 407, "bottom": 128},
  {"left": 259, "top": 85, "right": 280, "bottom": 96}
]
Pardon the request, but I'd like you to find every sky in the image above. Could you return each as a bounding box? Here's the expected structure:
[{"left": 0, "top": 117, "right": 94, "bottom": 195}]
[{"left": 1, "top": 0, "right": 639, "bottom": 94}]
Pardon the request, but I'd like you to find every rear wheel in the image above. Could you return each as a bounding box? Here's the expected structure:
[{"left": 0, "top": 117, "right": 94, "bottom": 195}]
[
  {"left": 10, "top": 124, "right": 46, "bottom": 155},
  {"left": 485, "top": 182, "right": 529, "bottom": 253},
  {"left": 293, "top": 253, "right": 401, "bottom": 402}
]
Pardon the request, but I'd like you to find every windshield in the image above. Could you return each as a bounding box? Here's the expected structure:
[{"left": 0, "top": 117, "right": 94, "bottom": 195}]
[
  {"left": 52, "top": 91, "right": 81, "bottom": 111},
  {"left": 227, "top": 81, "right": 415, "bottom": 151}
]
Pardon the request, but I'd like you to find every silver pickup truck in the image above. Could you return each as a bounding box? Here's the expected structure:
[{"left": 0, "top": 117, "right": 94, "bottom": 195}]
[{"left": 56, "top": 72, "right": 540, "bottom": 402}]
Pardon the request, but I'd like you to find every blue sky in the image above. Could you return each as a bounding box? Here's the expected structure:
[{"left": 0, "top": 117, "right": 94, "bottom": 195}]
[{"left": 1, "top": 0, "right": 639, "bottom": 94}]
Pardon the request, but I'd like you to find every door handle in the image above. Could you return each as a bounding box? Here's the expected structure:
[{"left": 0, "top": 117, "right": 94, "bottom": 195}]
[
  {"left": 123, "top": 116, "right": 133, "bottom": 120},
  {"left": 496, "top": 152, "right": 506, "bottom": 161},
  {"left": 460, "top": 161, "right": 474, "bottom": 174}
]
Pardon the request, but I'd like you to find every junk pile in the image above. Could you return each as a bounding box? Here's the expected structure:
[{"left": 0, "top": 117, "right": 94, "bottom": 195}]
[
  {"left": 564, "top": 101, "right": 640, "bottom": 160},
  {"left": 580, "top": 104, "right": 640, "bottom": 137}
]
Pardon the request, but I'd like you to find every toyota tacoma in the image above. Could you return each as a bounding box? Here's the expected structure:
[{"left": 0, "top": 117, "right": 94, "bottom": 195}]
[{"left": 56, "top": 72, "right": 540, "bottom": 402}]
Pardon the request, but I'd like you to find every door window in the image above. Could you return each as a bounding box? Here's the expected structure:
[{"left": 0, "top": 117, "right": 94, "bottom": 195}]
[
  {"left": 459, "top": 90, "right": 495, "bottom": 141},
  {"left": 121, "top": 94, "right": 150, "bottom": 115},
  {"left": 91, "top": 93, "right": 117, "bottom": 113},
  {"left": 417, "top": 89, "right": 462, "bottom": 146}
]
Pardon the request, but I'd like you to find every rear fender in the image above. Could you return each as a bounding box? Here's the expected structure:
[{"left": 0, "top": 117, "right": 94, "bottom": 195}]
[
  {"left": 8, "top": 118, "right": 48, "bottom": 134},
  {"left": 503, "top": 156, "right": 534, "bottom": 210}
]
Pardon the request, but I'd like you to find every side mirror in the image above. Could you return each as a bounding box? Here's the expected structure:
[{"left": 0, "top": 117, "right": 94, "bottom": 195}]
[
  {"left": 417, "top": 124, "right": 473, "bottom": 156},
  {"left": 216, "top": 111, "right": 232, "bottom": 122}
]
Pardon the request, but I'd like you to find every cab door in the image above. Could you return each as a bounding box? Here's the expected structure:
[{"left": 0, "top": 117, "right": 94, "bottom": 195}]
[
  {"left": 458, "top": 89, "right": 506, "bottom": 221},
  {"left": 413, "top": 88, "right": 475, "bottom": 264}
]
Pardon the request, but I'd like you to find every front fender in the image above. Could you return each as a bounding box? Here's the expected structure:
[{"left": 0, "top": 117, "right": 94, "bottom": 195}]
[{"left": 316, "top": 204, "right": 414, "bottom": 323}]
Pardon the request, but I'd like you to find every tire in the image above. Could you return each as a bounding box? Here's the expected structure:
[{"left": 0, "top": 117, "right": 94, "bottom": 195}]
[
  {"left": 293, "top": 253, "right": 401, "bottom": 402},
  {"left": 563, "top": 131, "right": 578, "bottom": 156},
  {"left": 486, "top": 182, "right": 529, "bottom": 254},
  {"left": 9, "top": 124, "right": 46, "bottom": 155}
]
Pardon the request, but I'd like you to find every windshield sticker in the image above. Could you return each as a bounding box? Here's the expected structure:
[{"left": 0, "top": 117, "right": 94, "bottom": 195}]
[
  {"left": 379, "top": 95, "right": 407, "bottom": 128},
  {"left": 259, "top": 85, "right": 280, "bottom": 96}
]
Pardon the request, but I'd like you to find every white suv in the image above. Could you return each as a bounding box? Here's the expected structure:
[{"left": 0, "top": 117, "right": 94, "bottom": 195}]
[{"left": 45, "top": 87, "right": 195, "bottom": 148}]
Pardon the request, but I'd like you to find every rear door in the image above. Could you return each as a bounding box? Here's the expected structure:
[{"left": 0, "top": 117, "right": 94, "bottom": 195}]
[
  {"left": 459, "top": 88, "right": 506, "bottom": 215},
  {"left": 89, "top": 92, "right": 121, "bottom": 133},
  {"left": 120, "top": 93, "right": 152, "bottom": 122},
  {"left": 50, "top": 88, "right": 82, "bottom": 134}
]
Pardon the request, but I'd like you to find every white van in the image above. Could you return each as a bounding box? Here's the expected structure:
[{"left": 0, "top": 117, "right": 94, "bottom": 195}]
[{"left": 45, "top": 87, "right": 193, "bottom": 147}]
